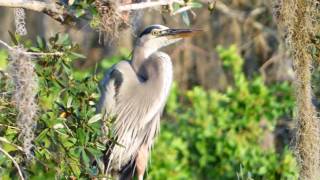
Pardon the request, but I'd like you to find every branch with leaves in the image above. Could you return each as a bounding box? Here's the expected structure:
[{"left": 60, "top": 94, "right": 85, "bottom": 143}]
[
  {"left": 0, "top": 40, "right": 64, "bottom": 56},
  {"left": 0, "top": 147, "right": 25, "bottom": 180},
  {"left": 0, "top": 0, "right": 203, "bottom": 26}
]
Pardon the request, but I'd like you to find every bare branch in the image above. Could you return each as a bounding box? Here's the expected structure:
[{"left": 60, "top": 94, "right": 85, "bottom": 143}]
[
  {"left": 0, "top": 147, "right": 25, "bottom": 180},
  {"left": 0, "top": 124, "right": 21, "bottom": 131},
  {"left": 24, "top": 51, "right": 64, "bottom": 56},
  {"left": 0, "top": 0, "right": 73, "bottom": 24},
  {"left": 0, "top": 40, "right": 12, "bottom": 50},
  {"left": 118, "top": 0, "right": 184, "bottom": 11},
  {"left": 0, "top": 0, "right": 63, "bottom": 14},
  {"left": 0, "top": 40, "right": 64, "bottom": 56}
]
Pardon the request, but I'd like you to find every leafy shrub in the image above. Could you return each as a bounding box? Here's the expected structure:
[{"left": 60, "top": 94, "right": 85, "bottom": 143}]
[
  {"left": 0, "top": 34, "right": 105, "bottom": 179},
  {"left": 148, "top": 46, "right": 298, "bottom": 180}
]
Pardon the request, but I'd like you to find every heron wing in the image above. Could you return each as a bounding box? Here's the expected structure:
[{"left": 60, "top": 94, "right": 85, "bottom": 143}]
[{"left": 98, "top": 53, "right": 173, "bottom": 172}]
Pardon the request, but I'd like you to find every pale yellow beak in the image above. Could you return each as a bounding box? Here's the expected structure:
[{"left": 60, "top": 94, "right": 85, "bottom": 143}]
[{"left": 160, "top": 29, "right": 203, "bottom": 39}]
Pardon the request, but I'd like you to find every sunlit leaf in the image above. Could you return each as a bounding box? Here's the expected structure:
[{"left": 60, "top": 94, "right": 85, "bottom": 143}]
[
  {"left": 53, "top": 123, "right": 64, "bottom": 129},
  {"left": 188, "top": 2, "right": 203, "bottom": 8},
  {"left": 75, "top": 9, "right": 86, "bottom": 18},
  {"left": 70, "top": 52, "right": 86, "bottom": 59},
  {"left": 36, "top": 128, "right": 49, "bottom": 142},
  {"left": 181, "top": 12, "right": 190, "bottom": 26},
  {"left": 67, "top": 97, "right": 73, "bottom": 108},
  {"left": 88, "top": 114, "right": 102, "bottom": 124}
]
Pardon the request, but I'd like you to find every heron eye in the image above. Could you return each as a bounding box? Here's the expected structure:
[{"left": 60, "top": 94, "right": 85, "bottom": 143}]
[{"left": 152, "top": 30, "right": 161, "bottom": 36}]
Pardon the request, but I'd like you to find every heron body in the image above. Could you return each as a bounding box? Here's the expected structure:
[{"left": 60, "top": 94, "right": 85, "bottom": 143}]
[{"left": 97, "top": 24, "right": 199, "bottom": 180}]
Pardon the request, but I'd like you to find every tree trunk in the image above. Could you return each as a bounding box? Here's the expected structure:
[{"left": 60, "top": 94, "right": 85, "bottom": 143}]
[{"left": 275, "top": 0, "right": 320, "bottom": 179}]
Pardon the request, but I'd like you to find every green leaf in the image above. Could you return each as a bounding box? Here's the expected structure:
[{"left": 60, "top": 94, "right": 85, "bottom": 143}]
[
  {"left": 75, "top": 9, "right": 86, "bottom": 18},
  {"left": 57, "top": 34, "right": 70, "bottom": 45},
  {"left": 77, "top": 129, "right": 86, "bottom": 145},
  {"left": 67, "top": 97, "right": 73, "bottom": 108},
  {"left": 29, "top": 47, "right": 41, "bottom": 52},
  {"left": 181, "top": 12, "right": 190, "bottom": 26},
  {"left": 62, "top": 138, "right": 76, "bottom": 148},
  {"left": 8, "top": 31, "right": 18, "bottom": 45},
  {"left": 173, "top": 3, "right": 180, "bottom": 11},
  {"left": 2, "top": 143, "right": 18, "bottom": 153},
  {"left": 70, "top": 52, "right": 86, "bottom": 59},
  {"left": 36, "top": 36, "right": 46, "bottom": 49},
  {"left": 54, "top": 78, "right": 66, "bottom": 88},
  {"left": 36, "top": 128, "right": 49, "bottom": 142},
  {"left": 69, "top": 159, "right": 81, "bottom": 176},
  {"left": 188, "top": 2, "right": 203, "bottom": 8},
  {"left": 87, "top": 146, "right": 103, "bottom": 157},
  {"left": 81, "top": 149, "right": 90, "bottom": 168},
  {"left": 88, "top": 114, "right": 102, "bottom": 124},
  {"left": 4, "top": 128, "right": 18, "bottom": 136}
]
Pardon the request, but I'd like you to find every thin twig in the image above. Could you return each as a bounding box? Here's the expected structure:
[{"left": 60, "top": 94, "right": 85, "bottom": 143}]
[
  {"left": 0, "top": 40, "right": 64, "bottom": 56},
  {"left": 24, "top": 51, "right": 64, "bottom": 56},
  {"left": 118, "top": 0, "right": 184, "bottom": 11},
  {"left": 0, "top": 147, "right": 25, "bottom": 180},
  {"left": 259, "top": 54, "right": 281, "bottom": 80},
  {"left": 0, "top": 124, "right": 21, "bottom": 130},
  {"left": 0, "top": 39, "right": 12, "bottom": 50},
  {"left": 259, "top": 54, "right": 281, "bottom": 72}
]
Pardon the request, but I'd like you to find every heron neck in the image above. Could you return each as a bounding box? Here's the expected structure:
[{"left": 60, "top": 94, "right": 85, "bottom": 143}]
[{"left": 131, "top": 45, "right": 157, "bottom": 72}]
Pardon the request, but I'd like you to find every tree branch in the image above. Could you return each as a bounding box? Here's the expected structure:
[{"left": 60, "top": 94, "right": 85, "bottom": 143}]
[
  {"left": 0, "top": 147, "right": 25, "bottom": 180},
  {"left": 0, "top": 0, "right": 185, "bottom": 18},
  {"left": 0, "top": 0, "right": 63, "bottom": 14},
  {"left": 0, "top": 0, "right": 73, "bottom": 24},
  {"left": 0, "top": 40, "right": 64, "bottom": 56},
  {"left": 118, "top": 0, "right": 184, "bottom": 11}
]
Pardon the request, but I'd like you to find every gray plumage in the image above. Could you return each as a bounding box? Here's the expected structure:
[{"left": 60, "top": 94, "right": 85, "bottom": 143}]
[{"left": 97, "top": 24, "right": 199, "bottom": 179}]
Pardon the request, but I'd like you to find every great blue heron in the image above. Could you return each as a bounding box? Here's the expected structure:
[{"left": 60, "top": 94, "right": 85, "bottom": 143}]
[{"left": 97, "top": 24, "right": 199, "bottom": 180}]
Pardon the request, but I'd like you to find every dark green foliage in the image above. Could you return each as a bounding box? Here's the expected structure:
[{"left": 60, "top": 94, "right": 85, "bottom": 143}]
[{"left": 0, "top": 34, "right": 105, "bottom": 179}]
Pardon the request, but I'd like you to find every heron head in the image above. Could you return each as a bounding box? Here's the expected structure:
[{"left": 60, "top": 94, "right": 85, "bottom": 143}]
[{"left": 137, "top": 24, "right": 201, "bottom": 51}]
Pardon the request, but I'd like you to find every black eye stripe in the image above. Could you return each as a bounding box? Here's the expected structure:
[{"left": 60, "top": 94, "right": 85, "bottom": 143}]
[{"left": 139, "top": 25, "right": 162, "bottom": 37}]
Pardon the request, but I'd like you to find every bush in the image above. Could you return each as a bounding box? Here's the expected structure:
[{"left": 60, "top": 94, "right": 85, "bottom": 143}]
[
  {"left": 0, "top": 34, "right": 130, "bottom": 179},
  {"left": 0, "top": 34, "right": 104, "bottom": 179}
]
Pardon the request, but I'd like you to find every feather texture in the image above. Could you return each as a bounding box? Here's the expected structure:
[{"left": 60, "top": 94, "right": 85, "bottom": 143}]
[{"left": 97, "top": 52, "right": 173, "bottom": 175}]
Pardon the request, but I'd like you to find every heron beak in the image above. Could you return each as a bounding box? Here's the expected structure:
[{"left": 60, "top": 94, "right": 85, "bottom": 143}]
[{"left": 161, "top": 28, "right": 203, "bottom": 39}]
